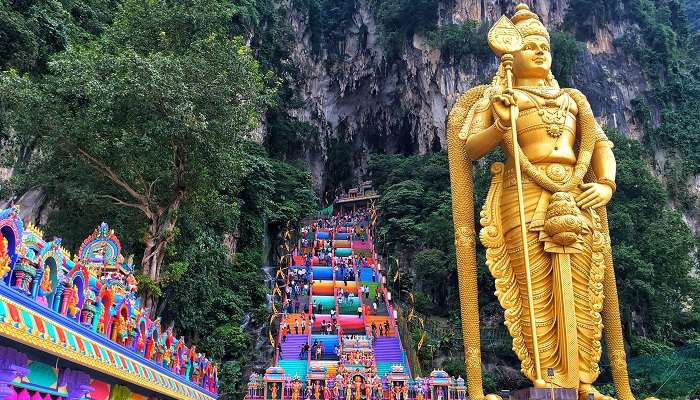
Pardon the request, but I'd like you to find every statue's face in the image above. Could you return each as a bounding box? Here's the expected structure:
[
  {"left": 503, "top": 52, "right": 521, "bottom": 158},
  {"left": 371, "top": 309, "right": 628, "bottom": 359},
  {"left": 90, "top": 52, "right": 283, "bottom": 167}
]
[{"left": 512, "top": 35, "right": 551, "bottom": 80}]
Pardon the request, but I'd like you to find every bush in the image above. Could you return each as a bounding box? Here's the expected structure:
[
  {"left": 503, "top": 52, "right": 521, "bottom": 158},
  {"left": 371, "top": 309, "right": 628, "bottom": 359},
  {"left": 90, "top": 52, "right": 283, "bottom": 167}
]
[
  {"left": 426, "top": 21, "right": 491, "bottom": 62},
  {"left": 628, "top": 345, "right": 700, "bottom": 398},
  {"left": 550, "top": 31, "right": 578, "bottom": 87},
  {"left": 442, "top": 359, "right": 466, "bottom": 378},
  {"left": 371, "top": 0, "right": 440, "bottom": 59}
]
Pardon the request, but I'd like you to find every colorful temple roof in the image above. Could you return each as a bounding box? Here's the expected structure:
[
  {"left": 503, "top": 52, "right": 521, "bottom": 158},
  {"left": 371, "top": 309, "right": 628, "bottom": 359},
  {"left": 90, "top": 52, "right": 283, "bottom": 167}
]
[{"left": 0, "top": 206, "right": 217, "bottom": 400}]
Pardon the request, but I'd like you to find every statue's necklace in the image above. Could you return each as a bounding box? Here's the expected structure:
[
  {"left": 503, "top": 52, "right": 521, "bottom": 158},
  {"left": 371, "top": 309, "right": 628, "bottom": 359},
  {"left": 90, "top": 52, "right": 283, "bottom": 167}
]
[
  {"left": 518, "top": 85, "right": 562, "bottom": 99},
  {"left": 520, "top": 89, "right": 570, "bottom": 142}
]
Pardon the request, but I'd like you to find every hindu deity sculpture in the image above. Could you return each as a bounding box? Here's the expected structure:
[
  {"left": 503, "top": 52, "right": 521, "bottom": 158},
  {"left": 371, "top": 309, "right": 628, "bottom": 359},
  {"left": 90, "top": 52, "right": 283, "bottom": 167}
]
[
  {"left": 66, "top": 286, "right": 80, "bottom": 318},
  {"left": 163, "top": 347, "right": 172, "bottom": 369},
  {"left": 447, "top": 4, "right": 651, "bottom": 400},
  {"left": 184, "top": 344, "right": 196, "bottom": 376},
  {"left": 333, "top": 377, "right": 341, "bottom": 400},
  {"left": 164, "top": 326, "right": 174, "bottom": 349},
  {"left": 125, "top": 316, "right": 136, "bottom": 346},
  {"left": 391, "top": 383, "right": 402, "bottom": 400},
  {"left": 353, "top": 376, "right": 365, "bottom": 400},
  {"left": 364, "top": 377, "right": 373, "bottom": 400},
  {"left": 172, "top": 350, "right": 182, "bottom": 375},
  {"left": 37, "top": 266, "right": 52, "bottom": 306},
  {"left": 271, "top": 382, "right": 279, "bottom": 400},
  {"left": 115, "top": 313, "right": 129, "bottom": 344},
  {"left": 436, "top": 387, "right": 445, "bottom": 400},
  {"left": 323, "top": 382, "right": 331, "bottom": 400},
  {"left": 210, "top": 363, "right": 219, "bottom": 393},
  {"left": 0, "top": 237, "right": 10, "bottom": 279},
  {"left": 291, "top": 378, "right": 302, "bottom": 400},
  {"left": 375, "top": 380, "right": 384, "bottom": 400},
  {"left": 415, "top": 385, "right": 424, "bottom": 400}
]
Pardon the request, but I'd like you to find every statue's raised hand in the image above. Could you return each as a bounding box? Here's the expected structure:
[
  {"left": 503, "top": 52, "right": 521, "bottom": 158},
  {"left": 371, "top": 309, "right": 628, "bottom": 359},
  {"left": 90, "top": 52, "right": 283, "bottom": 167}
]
[{"left": 491, "top": 88, "right": 519, "bottom": 128}]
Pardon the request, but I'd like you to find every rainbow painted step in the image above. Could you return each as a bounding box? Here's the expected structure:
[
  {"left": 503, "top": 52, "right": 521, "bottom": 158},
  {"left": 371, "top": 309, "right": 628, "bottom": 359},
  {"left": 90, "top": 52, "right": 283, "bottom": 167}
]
[
  {"left": 373, "top": 336, "right": 403, "bottom": 363},
  {"left": 334, "top": 248, "right": 352, "bottom": 257},
  {"left": 277, "top": 360, "right": 308, "bottom": 381},
  {"left": 358, "top": 267, "right": 377, "bottom": 283},
  {"left": 310, "top": 335, "right": 338, "bottom": 360},
  {"left": 280, "top": 335, "right": 307, "bottom": 360},
  {"left": 310, "top": 296, "right": 335, "bottom": 313}
]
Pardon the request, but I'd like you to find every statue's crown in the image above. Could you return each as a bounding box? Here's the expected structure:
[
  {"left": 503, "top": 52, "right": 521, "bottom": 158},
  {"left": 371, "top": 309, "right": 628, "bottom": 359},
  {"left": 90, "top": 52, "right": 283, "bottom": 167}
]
[{"left": 512, "top": 4, "right": 550, "bottom": 41}]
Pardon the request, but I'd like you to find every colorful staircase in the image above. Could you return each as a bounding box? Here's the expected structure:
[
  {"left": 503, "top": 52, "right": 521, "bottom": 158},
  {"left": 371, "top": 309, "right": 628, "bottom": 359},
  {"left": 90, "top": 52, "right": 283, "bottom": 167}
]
[
  {"left": 272, "top": 208, "right": 413, "bottom": 385},
  {"left": 376, "top": 362, "right": 400, "bottom": 377},
  {"left": 310, "top": 360, "right": 339, "bottom": 377},
  {"left": 310, "top": 334, "right": 339, "bottom": 360}
]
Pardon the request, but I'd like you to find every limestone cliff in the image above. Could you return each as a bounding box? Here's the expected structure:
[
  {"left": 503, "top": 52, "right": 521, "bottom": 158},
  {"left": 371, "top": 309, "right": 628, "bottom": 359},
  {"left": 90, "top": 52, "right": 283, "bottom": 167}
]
[
  {"left": 2, "top": 0, "right": 695, "bottom": 229},
  {"left": 277, "top": 0, "right": 651, "bottom": 195}
]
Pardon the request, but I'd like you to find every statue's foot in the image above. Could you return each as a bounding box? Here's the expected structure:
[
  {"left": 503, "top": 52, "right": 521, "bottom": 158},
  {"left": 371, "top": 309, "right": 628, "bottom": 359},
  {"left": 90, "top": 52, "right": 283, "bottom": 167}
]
[{"left": 578, "top": 384, "right": 614, "bottom": 400}]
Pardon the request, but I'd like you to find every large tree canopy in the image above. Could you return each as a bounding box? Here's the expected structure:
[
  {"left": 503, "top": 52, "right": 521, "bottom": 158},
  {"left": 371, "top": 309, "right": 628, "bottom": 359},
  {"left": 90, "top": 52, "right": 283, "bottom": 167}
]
[{"left": 2, "top": 0, "right": 275, "bottom": 309}]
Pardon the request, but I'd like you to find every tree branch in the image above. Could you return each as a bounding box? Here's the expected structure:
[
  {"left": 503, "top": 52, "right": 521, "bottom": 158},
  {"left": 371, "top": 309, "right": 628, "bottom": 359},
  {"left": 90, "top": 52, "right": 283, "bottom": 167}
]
[
  {"left": 147, "top": 178, "right": 159, "bottom": 201},
  {"left": 76, "top": 147, "right": 150, "bottom": 208},
  {"left": 97, "top": 194, "right": 148, "bottom": 212}
]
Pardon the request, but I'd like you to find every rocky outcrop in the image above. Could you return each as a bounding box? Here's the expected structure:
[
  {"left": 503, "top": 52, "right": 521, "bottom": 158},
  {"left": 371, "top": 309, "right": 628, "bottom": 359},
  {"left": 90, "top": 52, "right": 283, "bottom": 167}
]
[{"left": 278, "top": 0, "right": 650, "bottom": 193}]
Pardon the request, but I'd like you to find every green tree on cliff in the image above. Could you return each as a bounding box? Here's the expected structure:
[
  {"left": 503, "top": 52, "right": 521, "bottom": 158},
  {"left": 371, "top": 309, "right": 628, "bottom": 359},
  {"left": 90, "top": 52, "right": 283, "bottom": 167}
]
[{"left": 1, "top": 0, "right": 274, "bottom": 311}]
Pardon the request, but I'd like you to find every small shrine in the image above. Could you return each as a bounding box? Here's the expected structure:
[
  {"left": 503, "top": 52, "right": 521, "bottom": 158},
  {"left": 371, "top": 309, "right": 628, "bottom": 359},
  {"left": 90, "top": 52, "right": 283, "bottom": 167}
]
[
  {"left": 429, "top": 369, "right": 451, "bottom": 400},
  {"left": 263, "top": 366, "right": 285, "bottom": 400},
  {"left": 387, "top": 365, "right": 409, "bottom": 400},
  {"left": 454, "top": 376, "right": 467, "bottom": 400},
  {"left": 305, "top": 365, "right": 328, "bottom": 400}
]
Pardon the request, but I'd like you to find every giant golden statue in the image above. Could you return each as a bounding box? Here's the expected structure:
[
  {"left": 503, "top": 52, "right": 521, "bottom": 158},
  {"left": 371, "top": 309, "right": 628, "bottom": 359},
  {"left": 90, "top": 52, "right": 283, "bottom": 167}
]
[{"left": 447, "top": 4, "right": 641, "bottom": 400}]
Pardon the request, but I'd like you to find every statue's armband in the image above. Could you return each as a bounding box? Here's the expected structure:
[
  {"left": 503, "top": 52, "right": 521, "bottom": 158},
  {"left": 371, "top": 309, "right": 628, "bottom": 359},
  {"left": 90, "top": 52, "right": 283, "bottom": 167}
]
[{"left": 459, "top": 98, "right": 493, "bottom": 140}]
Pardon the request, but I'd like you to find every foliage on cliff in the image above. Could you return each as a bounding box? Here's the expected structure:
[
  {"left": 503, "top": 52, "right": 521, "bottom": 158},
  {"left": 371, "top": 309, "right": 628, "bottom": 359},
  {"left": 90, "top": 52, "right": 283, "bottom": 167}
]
[
  {"left": 0, "top": 0, "right": 116, "bottom": 75},
  {"left": 685, "top": 0, "right": 700, "bottom": 32},
  {"left": 564, "top": 0, "right": 700, "bottom": 220}
]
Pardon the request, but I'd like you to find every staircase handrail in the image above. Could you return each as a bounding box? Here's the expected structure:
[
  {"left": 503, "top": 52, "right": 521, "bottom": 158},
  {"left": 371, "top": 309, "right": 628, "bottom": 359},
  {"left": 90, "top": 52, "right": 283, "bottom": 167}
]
[{"left": 395, "top": 307, "right": 422, "bottom": 377}]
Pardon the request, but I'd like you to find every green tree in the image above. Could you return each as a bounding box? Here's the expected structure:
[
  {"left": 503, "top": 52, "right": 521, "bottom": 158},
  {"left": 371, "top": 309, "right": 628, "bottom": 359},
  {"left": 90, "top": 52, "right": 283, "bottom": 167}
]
[
  {"left": 371, "top": 0, "right": 440, "bottom": 58},
  {"left": 414, "top": 248, "right": 451, "bottom": 310},
  {"left": 1, "top": 0, "right": 274, "bottom": 310},
  {"left": 426, "top": 21, "right": 491, "bottom": 63},
  {"left": 550, "top": 31, "right": 578, "bottom": 87},
  {"left": 607, "top": 131, "right": 700, "bottom": 341},
  {"left": 157, "top": 142, "right": 315, "bottom": 395}
]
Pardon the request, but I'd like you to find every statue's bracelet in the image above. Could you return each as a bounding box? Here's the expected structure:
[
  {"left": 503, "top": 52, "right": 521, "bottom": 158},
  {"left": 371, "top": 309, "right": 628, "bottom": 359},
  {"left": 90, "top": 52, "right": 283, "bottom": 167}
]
[{"left": 597, "top": 178, "right": 617, "bottom": 192}]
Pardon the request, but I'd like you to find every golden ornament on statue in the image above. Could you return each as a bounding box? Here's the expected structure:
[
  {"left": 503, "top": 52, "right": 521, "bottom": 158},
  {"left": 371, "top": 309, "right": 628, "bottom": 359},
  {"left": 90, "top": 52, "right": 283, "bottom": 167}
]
[
  {"left": 446, "top": 3, "right": 644, "bottom": 400},
  {"left": 487, "top": 15, "right": 524, "bottom": 55}
]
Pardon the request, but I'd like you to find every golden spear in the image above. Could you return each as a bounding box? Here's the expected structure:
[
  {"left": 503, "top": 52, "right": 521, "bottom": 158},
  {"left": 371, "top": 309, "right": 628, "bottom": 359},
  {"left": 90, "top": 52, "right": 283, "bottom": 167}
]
[{"left": 488, "top": 16, "right": 546, "bottom": 387}]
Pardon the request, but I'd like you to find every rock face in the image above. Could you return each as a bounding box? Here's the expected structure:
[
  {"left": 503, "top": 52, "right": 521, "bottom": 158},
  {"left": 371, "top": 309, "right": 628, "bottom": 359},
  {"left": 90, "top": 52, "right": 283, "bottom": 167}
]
[
  {"left": 280, "top": 0, "right": 648, "bottom": 193},
  {"left": 0, "top": 1, "right": 672, "bottom": 224}
]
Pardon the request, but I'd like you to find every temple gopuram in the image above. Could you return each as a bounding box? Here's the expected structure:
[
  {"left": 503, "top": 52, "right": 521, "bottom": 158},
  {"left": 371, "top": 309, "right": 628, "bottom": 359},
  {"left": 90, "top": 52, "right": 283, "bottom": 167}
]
[
  {"left": 245, "top": 199, "right": 468, "bottom": 400},
  {"left": 0, "top": 206, "right": 217, "bottom": 400}
]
